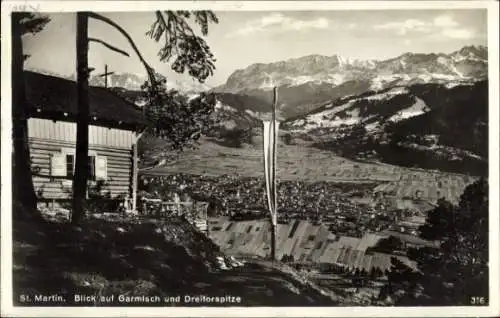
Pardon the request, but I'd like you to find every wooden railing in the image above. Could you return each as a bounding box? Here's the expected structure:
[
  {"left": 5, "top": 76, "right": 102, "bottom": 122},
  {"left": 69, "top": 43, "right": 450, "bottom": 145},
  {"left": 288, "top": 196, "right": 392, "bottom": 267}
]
[{"left": 134, "top": 197, "right": 208, "bottom": 233}]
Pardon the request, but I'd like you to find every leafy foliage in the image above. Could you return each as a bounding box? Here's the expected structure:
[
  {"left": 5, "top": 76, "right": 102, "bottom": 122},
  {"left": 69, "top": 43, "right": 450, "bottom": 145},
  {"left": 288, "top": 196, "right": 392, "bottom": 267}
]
[
  {"left": 16, "top": 12, "right": 51, "bottom": 36},
  {"left": 381, "top": 178, "right": 489, "bottom": 305},
  {"left": 147, "top": 11, "right": 218, "bottom": 83},
  {"left": 215, "top": 125, "right": 254, "bottom": 148},
  {"left": 139, "top": 11, "right": 219, "bottom": 152},
  {"left": 14, "top": 12, "right": 51, "bottom": 61},
  {"left": 379, "top": 257, "right": 424, "bottom": 303},
  {"left": 370, "top": 236, "right": 404, "bottom": 254},
  {"left": 419, "top": 198, "right": 456, "bottom": 240},
  {"left": 141, "top": 77, "right": 217, "bottom": 151}
]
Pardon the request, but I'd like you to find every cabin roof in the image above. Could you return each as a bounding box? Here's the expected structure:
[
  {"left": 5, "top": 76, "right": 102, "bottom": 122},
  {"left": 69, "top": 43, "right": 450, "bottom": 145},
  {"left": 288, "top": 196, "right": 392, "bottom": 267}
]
[{"left": 24, "top": 71, "right": 149, "bottom": 130}]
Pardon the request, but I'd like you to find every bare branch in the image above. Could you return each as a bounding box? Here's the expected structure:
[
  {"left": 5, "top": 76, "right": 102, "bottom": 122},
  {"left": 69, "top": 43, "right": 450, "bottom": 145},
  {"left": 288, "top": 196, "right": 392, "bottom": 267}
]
[
  {"left": 87, "top": 12, "right": 157, "bottom": 85},
  {"left": 88, "top": 37, "right": 130, "bottom": 57}
]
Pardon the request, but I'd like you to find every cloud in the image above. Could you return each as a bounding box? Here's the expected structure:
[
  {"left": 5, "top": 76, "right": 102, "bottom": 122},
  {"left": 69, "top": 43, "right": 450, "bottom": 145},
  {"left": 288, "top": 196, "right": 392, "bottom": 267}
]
[
  {"left": 373, "top": 14, "right": 477, "bottom": 40},
  {"left": 441, "top": 28, "right": 475, "bottom": 39},
  {"left": 346, "top": 23, "right": 358, "bottom": 30},
  {"left": 433, "top": 15, "right": 459, "bottom": 28},
  {"left": 373, "top": 19, "right": 430, "bottom": 35},
  {"left": 226, "top": 13, "right": 331, "bottom": 37},
  {"left": 288, "top": 17, "right": 329, "bottom": 30},
  {"left": 261, "top": 13, "right": 287, "bottom": 27}
]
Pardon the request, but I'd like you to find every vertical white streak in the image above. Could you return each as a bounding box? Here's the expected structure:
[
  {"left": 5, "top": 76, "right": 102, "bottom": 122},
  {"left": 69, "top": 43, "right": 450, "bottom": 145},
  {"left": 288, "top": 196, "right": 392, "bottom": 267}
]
[
  {"left": 263, "top": 121, "right": 273, "bottom": 218},
  {"left": 263, "top": 120, "right": 280, "bottom": 226},
  {"left": 273, "top": 121, "right": 280, "bottom": 225}
]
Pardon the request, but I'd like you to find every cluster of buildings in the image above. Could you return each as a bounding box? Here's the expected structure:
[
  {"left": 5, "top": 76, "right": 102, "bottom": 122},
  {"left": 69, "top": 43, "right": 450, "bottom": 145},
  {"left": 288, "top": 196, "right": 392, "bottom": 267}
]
[{"left": 139, "top": 173, "right": 380, "bottom": 222}]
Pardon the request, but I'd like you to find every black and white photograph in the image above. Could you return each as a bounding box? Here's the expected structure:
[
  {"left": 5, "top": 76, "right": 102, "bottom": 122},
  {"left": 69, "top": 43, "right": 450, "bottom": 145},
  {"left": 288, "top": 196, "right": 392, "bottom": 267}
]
[{"left": 1, "top": 1, "right": 499, "bottom": 317}]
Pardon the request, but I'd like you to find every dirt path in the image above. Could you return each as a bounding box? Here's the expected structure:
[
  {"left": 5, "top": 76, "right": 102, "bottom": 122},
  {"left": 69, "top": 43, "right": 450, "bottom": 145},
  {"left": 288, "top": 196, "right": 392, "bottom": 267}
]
[{"left": 197, "top": 261, "right": 339, "bottom": 306}]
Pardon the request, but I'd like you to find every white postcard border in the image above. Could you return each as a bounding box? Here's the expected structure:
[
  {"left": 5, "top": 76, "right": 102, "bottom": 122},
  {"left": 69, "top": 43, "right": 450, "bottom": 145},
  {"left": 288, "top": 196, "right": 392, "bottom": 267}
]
[{"left": 1, "top": 1, "right": 499, "bottom": 317}]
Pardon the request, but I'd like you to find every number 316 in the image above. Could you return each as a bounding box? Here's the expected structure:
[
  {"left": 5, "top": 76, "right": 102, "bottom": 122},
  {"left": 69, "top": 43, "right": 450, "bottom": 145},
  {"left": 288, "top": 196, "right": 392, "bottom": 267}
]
[{"left": 470, "top": 296, "right": 486, "bottom": 305}]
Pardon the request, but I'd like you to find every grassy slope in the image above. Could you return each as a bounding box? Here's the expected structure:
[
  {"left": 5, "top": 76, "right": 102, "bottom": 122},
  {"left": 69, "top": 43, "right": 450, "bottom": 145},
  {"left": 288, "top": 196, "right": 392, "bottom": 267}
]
[
  {"left": 12, "top": 213, "right": 335, "bottom": 307},
  {"left": 283, "top": 81, "right": 488, "bottom": 176}
]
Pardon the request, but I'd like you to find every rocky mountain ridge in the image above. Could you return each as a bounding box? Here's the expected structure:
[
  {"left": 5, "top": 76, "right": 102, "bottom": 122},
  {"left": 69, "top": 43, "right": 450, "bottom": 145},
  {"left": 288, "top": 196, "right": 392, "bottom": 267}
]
[
  {"left": 212, "top": 45, "right": 487, "bottom": 118},
  {"left": 217, "top": 45, "right": 487, "bottom": 92}
]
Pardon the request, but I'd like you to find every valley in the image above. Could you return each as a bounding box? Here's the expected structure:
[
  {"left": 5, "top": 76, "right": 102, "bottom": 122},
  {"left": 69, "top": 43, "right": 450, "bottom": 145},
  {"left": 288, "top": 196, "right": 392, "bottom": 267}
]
[{"left": 143, "top": 136, "right": 473, "bottom": 201}]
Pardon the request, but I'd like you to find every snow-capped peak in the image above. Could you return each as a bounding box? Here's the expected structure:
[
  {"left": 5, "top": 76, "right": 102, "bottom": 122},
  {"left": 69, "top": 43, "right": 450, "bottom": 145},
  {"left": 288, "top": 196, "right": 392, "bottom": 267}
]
[
  {"left": 220, "top": 45, "right": 487, "bottom": 94},
  {"left": 88, "top": 72, "right": 212, "bottom": 93}
]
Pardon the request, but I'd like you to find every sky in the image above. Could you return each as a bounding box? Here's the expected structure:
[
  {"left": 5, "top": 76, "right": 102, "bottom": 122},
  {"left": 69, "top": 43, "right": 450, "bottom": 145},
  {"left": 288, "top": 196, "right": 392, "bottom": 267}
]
[{"left": 23, "top": 9, "right": 488, "bottom": 87}]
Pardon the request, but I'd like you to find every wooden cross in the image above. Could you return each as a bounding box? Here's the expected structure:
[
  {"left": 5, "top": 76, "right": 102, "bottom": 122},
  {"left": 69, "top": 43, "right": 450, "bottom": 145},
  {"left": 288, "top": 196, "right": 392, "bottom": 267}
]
[{"left": 96, "top": 64, "right": 114, "bottom": 88}]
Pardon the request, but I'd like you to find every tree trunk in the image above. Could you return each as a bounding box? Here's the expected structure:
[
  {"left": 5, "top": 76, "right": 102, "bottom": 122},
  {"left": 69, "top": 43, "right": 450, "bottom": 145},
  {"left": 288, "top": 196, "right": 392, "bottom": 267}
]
[
  {"left": 11, "top": 14, "right": 39, "bottom": 220},
  {"left": 71, "top": 12, "right": 90, "bottom": 225},
  {"left": 131, "top": 139, "right": 139, "bottom": 213}
]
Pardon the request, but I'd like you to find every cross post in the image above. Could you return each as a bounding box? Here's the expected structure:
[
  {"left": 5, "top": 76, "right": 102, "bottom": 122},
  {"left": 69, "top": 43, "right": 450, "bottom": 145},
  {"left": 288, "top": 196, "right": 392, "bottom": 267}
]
[{"left": 96, "top": 64, "right": 115, "bottom": 88}]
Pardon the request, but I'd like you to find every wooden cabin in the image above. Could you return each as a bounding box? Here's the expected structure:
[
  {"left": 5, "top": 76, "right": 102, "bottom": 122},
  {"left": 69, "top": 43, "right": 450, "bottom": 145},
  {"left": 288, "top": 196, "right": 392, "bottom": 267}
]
[{"left": 24, "top": 71, "right": 149, "bottom": 210}]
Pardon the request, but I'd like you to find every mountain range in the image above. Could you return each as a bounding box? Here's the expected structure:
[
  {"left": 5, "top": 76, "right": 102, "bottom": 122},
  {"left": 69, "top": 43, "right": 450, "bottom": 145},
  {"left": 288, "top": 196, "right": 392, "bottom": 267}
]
[
  {"left": 211, "top": 45, "right": 488, "bottom": 176},
  {"left": 88, "top": 72, "right": 212, "bottom": 93},
  {"left": 27, "top": 45, "right": 489, "bottom": 176},
  {"left": 217, "top": 45, "right": 487, "bottom": 92},
  {"left": 212, "top": 45, "right": 487, "bottom": 118},
  {"left": 27, "top": 45, "right": 487, "bottom": 120},
  {"left": 24, "top": 68, "right": 211, "bottom": 94}
]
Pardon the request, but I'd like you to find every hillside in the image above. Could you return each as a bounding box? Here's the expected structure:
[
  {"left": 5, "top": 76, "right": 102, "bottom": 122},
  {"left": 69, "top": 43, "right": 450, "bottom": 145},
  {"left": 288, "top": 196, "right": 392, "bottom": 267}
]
[
  {"left": 284, "top": 80, "right": 488, "bottom": 176},
  {"left": 13, "top": 212, "right": 335, "bottom": 306}
]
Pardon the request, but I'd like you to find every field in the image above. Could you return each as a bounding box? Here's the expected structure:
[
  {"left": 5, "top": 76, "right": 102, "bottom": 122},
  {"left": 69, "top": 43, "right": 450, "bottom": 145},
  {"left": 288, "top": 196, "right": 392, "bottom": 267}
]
[{"left": 145, "top": 136, "right": 474, "bottom": 204}]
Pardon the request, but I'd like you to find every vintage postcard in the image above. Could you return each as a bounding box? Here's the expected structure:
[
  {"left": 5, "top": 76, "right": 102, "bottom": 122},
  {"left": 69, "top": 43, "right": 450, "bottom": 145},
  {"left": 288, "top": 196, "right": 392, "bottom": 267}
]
[{"left": 1, "top": 1, "right": 499, "bottom": 317}]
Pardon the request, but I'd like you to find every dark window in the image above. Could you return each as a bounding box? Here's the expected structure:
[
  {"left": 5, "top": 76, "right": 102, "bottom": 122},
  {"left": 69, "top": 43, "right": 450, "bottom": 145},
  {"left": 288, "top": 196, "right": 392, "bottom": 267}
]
[
  {"left": 246, "top": 225, "right": 253, "bottom": 233},
  {"left": 88, "top": 156, "right": 95, "bottom": 181},
  {"left": 308, "top": 235, "right": 315, "bottom": 241},
  {"left": 65, "top": 154, "right": 95, "bottom": 180},
  {"left": 225, "top": 223, "right": 234, "bottom": 231},
  {"left": 66, "top": 154, "right": 74, "bottom": 178}
]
